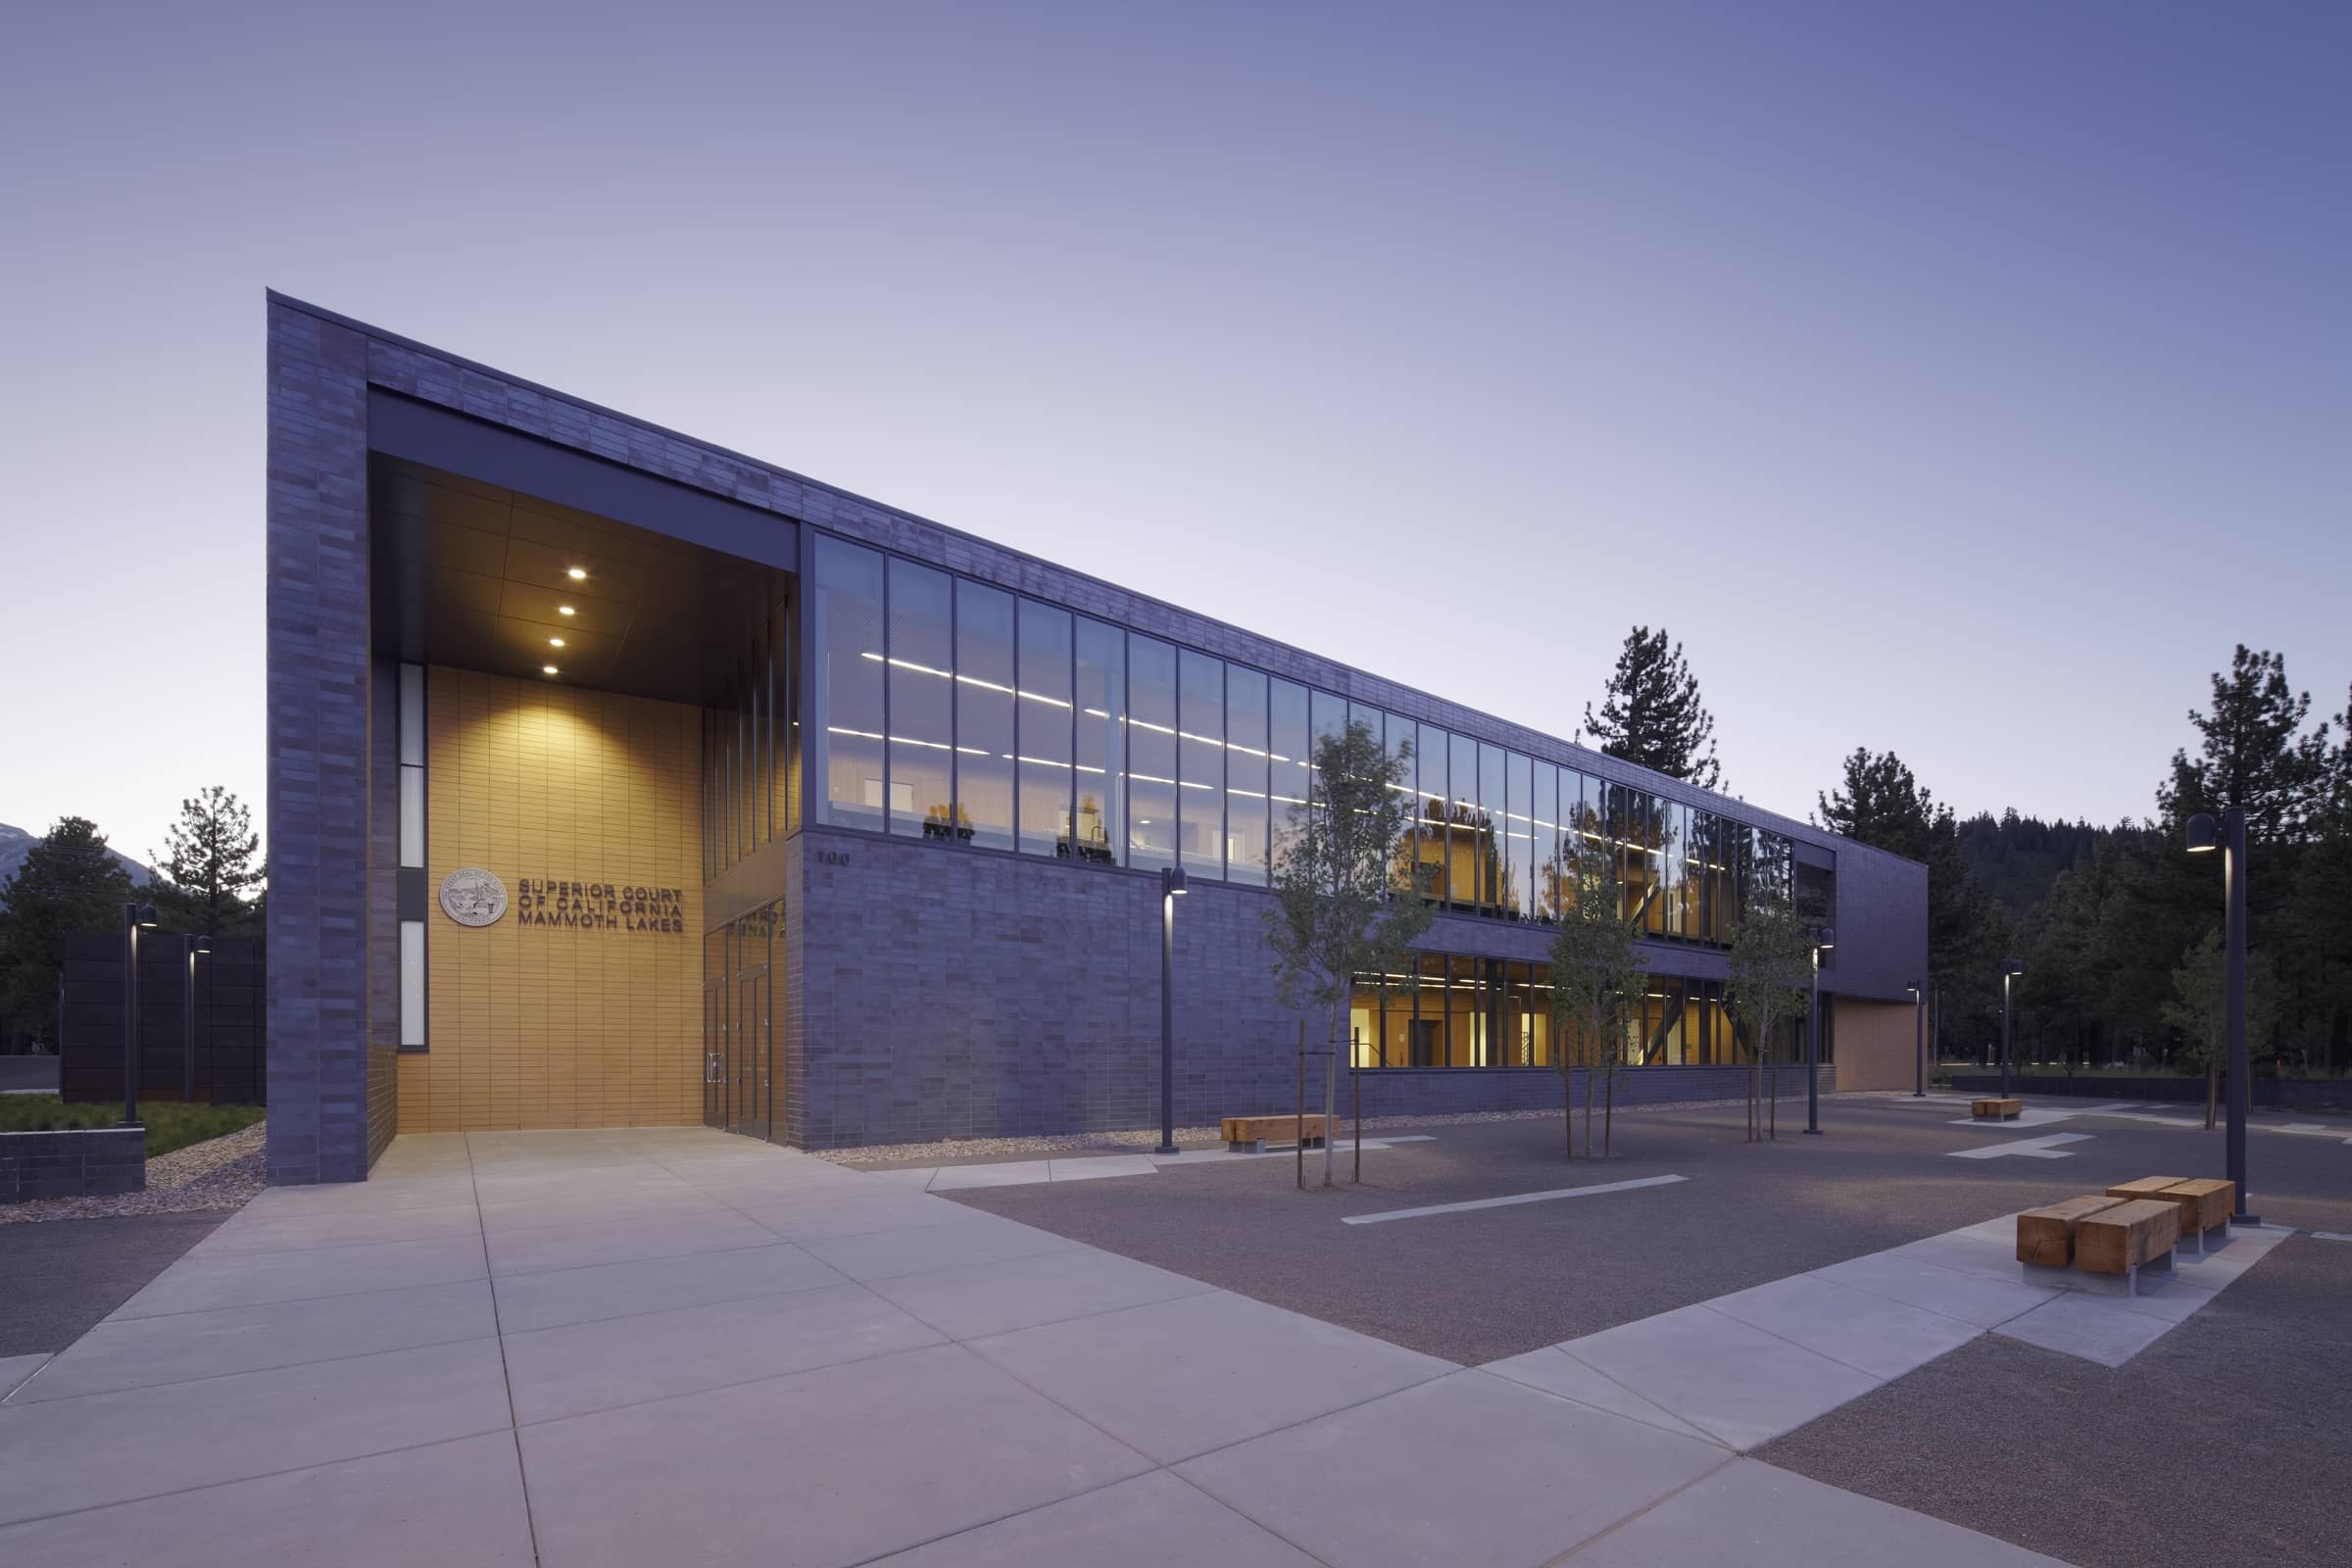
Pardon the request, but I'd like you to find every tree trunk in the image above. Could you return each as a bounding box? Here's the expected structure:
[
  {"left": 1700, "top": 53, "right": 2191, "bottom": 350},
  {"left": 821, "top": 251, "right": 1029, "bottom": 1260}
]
[
  {"left": 1582, "top": 1028, "right": 1595, "bottom": 1160},
  {"left": 1769, "top": 1041, "right": 1778, "bottom": 1141},
  {"left": 1564, "top": 1069, "right": 1574, "bottom": 1160},
  {"left": 1323, "top": 1009, "right": 1338, "bottom": 1189},
  {"left": 1604, "top": 1068, "right": 1616, "bottom": 1156},
  {"left": 2205, "top": 1057, "right": 2219, "bottom": 1131}
]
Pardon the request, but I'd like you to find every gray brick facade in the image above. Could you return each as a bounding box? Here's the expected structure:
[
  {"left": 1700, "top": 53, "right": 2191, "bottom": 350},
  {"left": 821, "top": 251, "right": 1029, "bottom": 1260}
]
[
  {"left": 2, "top": 1128, "right": 145, "bottom": 1202},
  {"left": 788, "top": 823, "right": 1835, "bottom": 1151},
  {"left": 265, "top": 304, "right": 377, "bottom": 1185}
]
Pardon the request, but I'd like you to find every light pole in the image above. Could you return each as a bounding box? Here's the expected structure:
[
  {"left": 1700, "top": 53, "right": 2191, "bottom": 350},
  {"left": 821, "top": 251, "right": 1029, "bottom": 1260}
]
[
  {"left": 1157, "top": 866, "right": 1188, "bottom": 1154},
  {"left": 2186, "top": 808, "right": 2257, "bottom": 1223},
  {"left": 1907, "top": 979, "right": 1925, "bottom": 1098},
  {"left": 1998, "top": 958, "right": 2023, "bottom": 1099},
  {"left": 182, "top": 934, "right": 211, "bottom": 1102},
  {"left": 1805, "top": 926, "right": 1834, "bottom": 1134},
  {"left": 120, "top": 902, "right": 157, "bottom": 1126}
]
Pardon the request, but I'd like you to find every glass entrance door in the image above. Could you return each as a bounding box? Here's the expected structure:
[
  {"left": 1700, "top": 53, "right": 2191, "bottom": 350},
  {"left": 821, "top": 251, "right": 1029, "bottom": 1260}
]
[
  {"left": 703, "top": 980, "right": 727, "bottom": 1129},
  {"left": 732, "top": 967, "right": 769, "bottom": 1140}
]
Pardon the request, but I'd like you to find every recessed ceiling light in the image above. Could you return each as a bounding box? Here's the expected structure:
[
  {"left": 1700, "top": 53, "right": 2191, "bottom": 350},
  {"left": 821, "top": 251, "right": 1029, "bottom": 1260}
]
[
  {"left": 549, "top": 637, "right": 565, "bottom": 648},
  {"left": 558, "top": 605, "right": 575, "bottom": 615},
  {"left": 566, "top": 566, "right": 587, "bottom": 580},
  {"left": 542, "top": 664, "right": 560, "bottom": 676}
]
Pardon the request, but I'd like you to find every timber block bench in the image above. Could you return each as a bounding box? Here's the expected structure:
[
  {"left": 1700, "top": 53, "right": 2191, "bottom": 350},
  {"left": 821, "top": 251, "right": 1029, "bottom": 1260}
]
[
  {"left": 2073, "top": 1198, "right": 2182, "bottom": 1294},
  {"left": 1222, "top": 1114, "right": 1328, "bottom": 1153},
  {"left": 2109, "top": 1176, "right": 2236, "bottom": 1255},
  {"left": 2015, "top": 1195, "right": 2128, "bottom": 1268},
  {"left": 1971, "top": 1097, "right": 2024, "bottom": 1120}
]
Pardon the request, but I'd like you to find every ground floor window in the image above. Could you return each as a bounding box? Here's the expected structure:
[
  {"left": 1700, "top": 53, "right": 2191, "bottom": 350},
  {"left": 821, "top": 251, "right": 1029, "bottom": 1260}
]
[{"left": 1349, "top": 957, "right": 1821, "bottom": 1069}]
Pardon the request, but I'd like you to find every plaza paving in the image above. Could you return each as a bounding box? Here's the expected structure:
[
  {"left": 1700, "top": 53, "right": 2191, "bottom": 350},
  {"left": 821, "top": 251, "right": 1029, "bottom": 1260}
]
[{"left": 0, "top": 1120, "right": 2101, "bottom": 1567}]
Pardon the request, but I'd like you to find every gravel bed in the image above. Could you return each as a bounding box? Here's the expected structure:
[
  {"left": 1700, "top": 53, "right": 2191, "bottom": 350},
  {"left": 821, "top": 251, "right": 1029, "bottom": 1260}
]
[
  {"left": 0, "top": 1120, "right": 267, "bottom": 1224},
  {"left": 812, "top": 1097, "right": 1771, "bottom": 1166}
]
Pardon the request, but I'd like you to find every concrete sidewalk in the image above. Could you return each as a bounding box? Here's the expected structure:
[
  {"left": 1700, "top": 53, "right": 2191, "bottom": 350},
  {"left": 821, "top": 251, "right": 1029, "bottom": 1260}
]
[{"left": 0, "top": 1129, "right": 2064, "bottom": 1566}]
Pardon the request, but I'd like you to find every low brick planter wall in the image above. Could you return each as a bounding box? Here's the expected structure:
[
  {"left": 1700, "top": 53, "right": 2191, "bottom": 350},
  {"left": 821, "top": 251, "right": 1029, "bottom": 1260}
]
[{"left": 0, "top": 1126, "right": 146, "bottom": 1202}]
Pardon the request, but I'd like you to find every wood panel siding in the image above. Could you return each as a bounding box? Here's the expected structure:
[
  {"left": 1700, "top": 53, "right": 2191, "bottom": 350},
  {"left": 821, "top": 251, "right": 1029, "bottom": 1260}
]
[{"left": 399, "top": 667, "right": 702, "bottom": 1132}]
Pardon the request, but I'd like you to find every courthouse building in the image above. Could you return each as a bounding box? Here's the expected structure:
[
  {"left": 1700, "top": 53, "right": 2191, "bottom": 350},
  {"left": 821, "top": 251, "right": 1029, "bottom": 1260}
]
[{"left": 264, "top": 295, "right": 1929, "bottom": 1183}]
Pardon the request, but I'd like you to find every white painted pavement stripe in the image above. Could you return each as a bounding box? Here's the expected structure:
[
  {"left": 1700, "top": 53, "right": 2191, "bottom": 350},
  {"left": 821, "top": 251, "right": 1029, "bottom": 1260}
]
[
  {"left": 1948, "top": 1132, "right": 2093, "bottom": 1160},
  {"left": 2312, "top": 1231, "right": 2352, "bottom": 1243},
  {"left": 1342, "top": 1174, "right": 1689, "bottom": 1225}
]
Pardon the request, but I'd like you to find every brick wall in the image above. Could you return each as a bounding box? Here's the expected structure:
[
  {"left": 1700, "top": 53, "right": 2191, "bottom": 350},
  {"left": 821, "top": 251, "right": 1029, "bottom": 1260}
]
[
  {"left": 2, "top": 1128, "right": 145, "bottom": 1202},
  {"left": 366, "top": 1045, "right": 399, "bottom": 1166},
  {"left": 265, "top": 303, "right": 375, "bottom": 1185},
  {"left": 788, "top": 825, "right": 1835, "bottom": 1150}
]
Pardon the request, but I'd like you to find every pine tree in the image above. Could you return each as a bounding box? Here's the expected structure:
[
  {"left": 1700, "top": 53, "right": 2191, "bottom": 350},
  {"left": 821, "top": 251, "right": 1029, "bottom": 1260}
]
[
  {"left": 150, "top": 787, "right": 265, "bottom": 937},
  {"left": 1815, "top": 748, "right": 2000, "bottom": 1057},
  {"left": 0, "top": 817, "right": 136, "bottom": 1042},
  {"left": 1583, "top": 627, "right": 1723, "bottom": 789},
  {"left": 2157, "top": 646, "right": 2331, "bottom": 846}
]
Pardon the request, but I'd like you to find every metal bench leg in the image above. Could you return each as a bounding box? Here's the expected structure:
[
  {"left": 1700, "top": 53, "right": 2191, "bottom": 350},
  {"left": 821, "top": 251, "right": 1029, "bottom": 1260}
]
[{"left": 1228, "top": 1139, "right": 1265, "bottom": 1154}]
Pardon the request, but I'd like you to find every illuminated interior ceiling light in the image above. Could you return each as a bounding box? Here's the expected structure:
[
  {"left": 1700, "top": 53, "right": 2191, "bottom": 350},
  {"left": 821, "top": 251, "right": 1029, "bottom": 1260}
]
[
  {"left": 558, "top": 605, "right": 575, "bottom": 615},
  {"left": 566, "top": 566, "right": 588, "bottom": 580},
  {"left": 542, "top": 664, "right": 560, "bottom": 675},
  {"left": 549, "top": 637, "right": 565, "bottom": 648}
]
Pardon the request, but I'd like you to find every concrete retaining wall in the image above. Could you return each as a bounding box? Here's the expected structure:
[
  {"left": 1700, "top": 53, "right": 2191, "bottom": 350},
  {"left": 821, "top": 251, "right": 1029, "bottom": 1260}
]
[{"left": 1947, "top": 1072, "right": 2352, "bottom": 1112}]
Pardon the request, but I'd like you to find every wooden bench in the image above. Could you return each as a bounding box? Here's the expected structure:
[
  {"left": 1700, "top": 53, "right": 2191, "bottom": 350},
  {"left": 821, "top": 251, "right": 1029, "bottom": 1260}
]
[
  {"left": 2110, "top": 1177, "right": 2235, "bottom": 1253},
  {"left": 2074, "top": 1198, "right": 2181, "bottom": 1294},
  {"left": 2016, "top": 1195, "right": 2128, "bottom": 1267},
  {"left": 1221, "top": 1114, "right": 1328, "bottom": 1153},
  {"left": 1971, "top": 1097, "right": 2024, "bottom": 1120}
]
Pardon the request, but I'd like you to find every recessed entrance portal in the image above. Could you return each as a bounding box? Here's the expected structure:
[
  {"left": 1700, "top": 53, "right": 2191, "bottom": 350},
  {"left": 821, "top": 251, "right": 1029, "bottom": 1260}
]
[{"left": 368, "top": 440, "right": 797, "bottom": 1143}]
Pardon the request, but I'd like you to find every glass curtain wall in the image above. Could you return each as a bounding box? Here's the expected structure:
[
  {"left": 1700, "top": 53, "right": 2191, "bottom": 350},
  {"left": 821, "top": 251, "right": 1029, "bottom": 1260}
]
[
  {"left": 701, "top": 583, "right": 797, "bottom": 876},
  {"left": 1269, "top": 680, "right": 1311, "bottom": 871},
  {"left": 1128, "top": 637, "right": 1178, "bottom": 872},
  {"left": 1178, "top": 651, "right": 1225, "bottom": 878},
  {"left": 1073, "top": 619, "right": 1122, "bottom": 862},
  {"left": 955, "top": 582, "right": 1016, "bottom": 852},
  {"left": 800, "top": 534, "right": 1819, "bottom": 953},
  {"left": 1226, "top": 669, "right": 1270, "bottom": 885},
  {"left": 809, "top": 538, "right": 885, "bottom": 832},
  {"left": 888, "top": 560, "right": 954, "bottom": 839},
  {"left": 1017, "top": 601, "right": 1074, "bottom": 858}
]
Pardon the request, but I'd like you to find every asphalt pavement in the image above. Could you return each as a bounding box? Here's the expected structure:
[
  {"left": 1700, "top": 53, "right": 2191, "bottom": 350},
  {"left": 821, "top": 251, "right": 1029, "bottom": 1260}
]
[{"left": 0, "top": 1212, "right": 230, "bottom": 1355}]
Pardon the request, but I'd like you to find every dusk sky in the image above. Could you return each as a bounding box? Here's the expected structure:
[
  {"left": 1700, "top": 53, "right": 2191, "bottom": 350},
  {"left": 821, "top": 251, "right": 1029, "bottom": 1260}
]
[{"left": 3, "top": 2, "right": 2346, "bottom": 865}]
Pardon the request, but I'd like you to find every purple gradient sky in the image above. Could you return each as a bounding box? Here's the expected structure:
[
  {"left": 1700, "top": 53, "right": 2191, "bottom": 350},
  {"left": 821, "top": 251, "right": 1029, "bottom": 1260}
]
[{"left": 3, "top": 3, "right": 2346, "bottom": 864}]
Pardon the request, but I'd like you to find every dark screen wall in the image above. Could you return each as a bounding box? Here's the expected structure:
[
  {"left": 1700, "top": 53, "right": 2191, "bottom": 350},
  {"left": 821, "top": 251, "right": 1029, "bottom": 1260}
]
[{"left": 60, "top": 932, "right": 267, "bottom": 1105}]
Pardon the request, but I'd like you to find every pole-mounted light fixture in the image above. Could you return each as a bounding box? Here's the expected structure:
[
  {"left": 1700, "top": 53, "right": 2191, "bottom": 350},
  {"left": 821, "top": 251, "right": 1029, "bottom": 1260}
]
[
  {"left": 1907, "top": 978, "right": 1925, "bottom": 1098},
  {"left": 1805, "top": 926, "right": 1835, "bottom": 1135},
  {"left": 1157, "top": 866, "right": 1188, "bottom": 1155},
  {"left": 2184, "top": 806, "right": 2256, "bottom": 1223},
  {"left": 122, "top": 903, "right": 158, "bottom": 1126},
  {"left": 1999, "top": 957, "right": 2023, "bottom": 1099}
]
